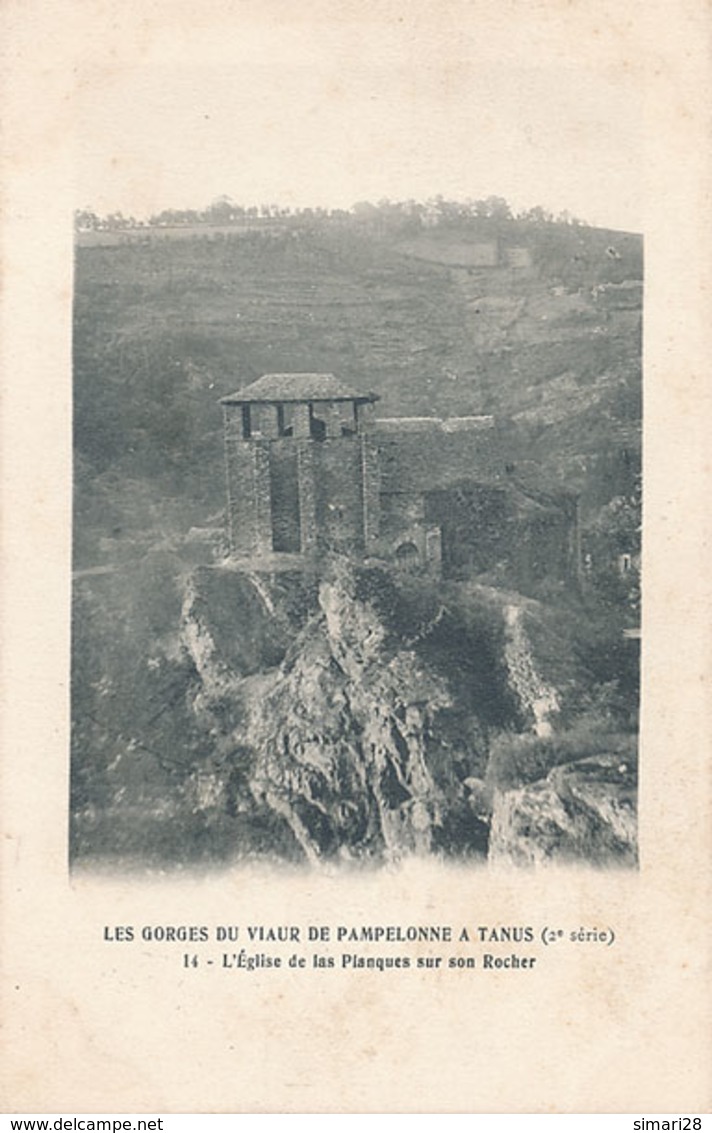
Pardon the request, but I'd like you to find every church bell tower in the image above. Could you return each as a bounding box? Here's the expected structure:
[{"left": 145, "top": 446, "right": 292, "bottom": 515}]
[{"left": 220, "top": 373, "right": 381, "bottom": 561}]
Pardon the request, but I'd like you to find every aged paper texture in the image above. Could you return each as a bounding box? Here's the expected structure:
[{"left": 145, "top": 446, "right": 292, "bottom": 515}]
[{"left": 1, "top": 0, "right": 711, "bottom": 1114}]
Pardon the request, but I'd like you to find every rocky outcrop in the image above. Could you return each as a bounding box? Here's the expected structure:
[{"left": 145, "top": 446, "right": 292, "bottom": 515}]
[
  {"left": 488, "top": 751, "right": 638, "bottom": 867},
  {"left": 502, "top": 603, "right": 560, "bottom": 736},
  {"left": 176, "top": 561, "right": 505, "bottom": 864},
  {"left": 71, "top": 554, "right": 638, "bottom": 870},
  {"left": 246, "top": 575, "right": 451, "bottom": 862},
  {"left": 177, "top": 560, "right": 638, "bottom": 868}
]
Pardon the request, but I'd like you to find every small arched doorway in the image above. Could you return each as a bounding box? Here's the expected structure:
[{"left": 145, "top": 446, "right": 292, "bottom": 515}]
[{"left": 395, "top": 541, "right": 420, "bottom": 573}]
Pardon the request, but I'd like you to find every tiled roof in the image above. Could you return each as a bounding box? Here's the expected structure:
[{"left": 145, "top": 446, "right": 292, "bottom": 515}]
[{"left": 220, "top": 373, "right": 377, "bottom": 404}]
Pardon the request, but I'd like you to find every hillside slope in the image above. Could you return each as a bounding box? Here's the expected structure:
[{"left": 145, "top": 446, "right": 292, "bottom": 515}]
[{"left": 73, "top": 217, "right": 641, "bottom": 567}]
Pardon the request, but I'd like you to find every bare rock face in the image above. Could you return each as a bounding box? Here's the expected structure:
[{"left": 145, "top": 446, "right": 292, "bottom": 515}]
[
  {"left": 72, "top": 551, "right": 637, "bottom": 869},
  {"left": 176, "top": 559, "right": 638, "bottom": 869},
  {"left": 178, "top": 560, "right": 497, "bottom": 864},
  {"left": 247, "top": 576, "right": 451, "bottom": 862},
  {"left": 488, "top": 752, "right": 638, "bottom": 867},
  {"left": 181, "top": 565, "right": 307, "bottom": 684}
]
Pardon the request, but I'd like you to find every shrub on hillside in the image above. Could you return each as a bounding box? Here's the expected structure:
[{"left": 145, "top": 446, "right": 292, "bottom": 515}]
[{"left": 486, "top": 722, "right": 636, "bottom": 792}]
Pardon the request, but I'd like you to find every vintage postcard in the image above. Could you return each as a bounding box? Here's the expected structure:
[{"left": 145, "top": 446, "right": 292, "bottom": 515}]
[{"left": 0, "top": 0, "right": 710, "bottom": 1114}]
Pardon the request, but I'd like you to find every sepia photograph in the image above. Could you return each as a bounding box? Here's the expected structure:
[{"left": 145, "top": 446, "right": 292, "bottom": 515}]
[{"left": 70, "top": 55, "right": 642, "bottom": 874}]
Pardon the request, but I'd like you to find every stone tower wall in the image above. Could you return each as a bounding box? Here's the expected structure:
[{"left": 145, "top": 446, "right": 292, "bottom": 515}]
[
  {"left": 309, "top": 439, "right": 366, "bottom": 553},
  {"left": 223, "top": 402, "right": 379, "bottom": 558}
]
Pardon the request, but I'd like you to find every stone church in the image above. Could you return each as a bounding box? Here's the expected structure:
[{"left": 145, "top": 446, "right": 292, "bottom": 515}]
[{"left": 220, "top": 372, "right": 579, "bottom": 590}]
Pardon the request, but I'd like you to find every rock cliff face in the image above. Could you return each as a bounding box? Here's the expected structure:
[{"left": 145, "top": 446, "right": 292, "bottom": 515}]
[
  {"left": 502, "top": 603, "right": 560, "bottom": 737},
  {"left": 172, "top": 559, "right": 637, "bottom": 868},
  {"left": 179, "top": 562, "right": 498, "bottom": 864}
]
